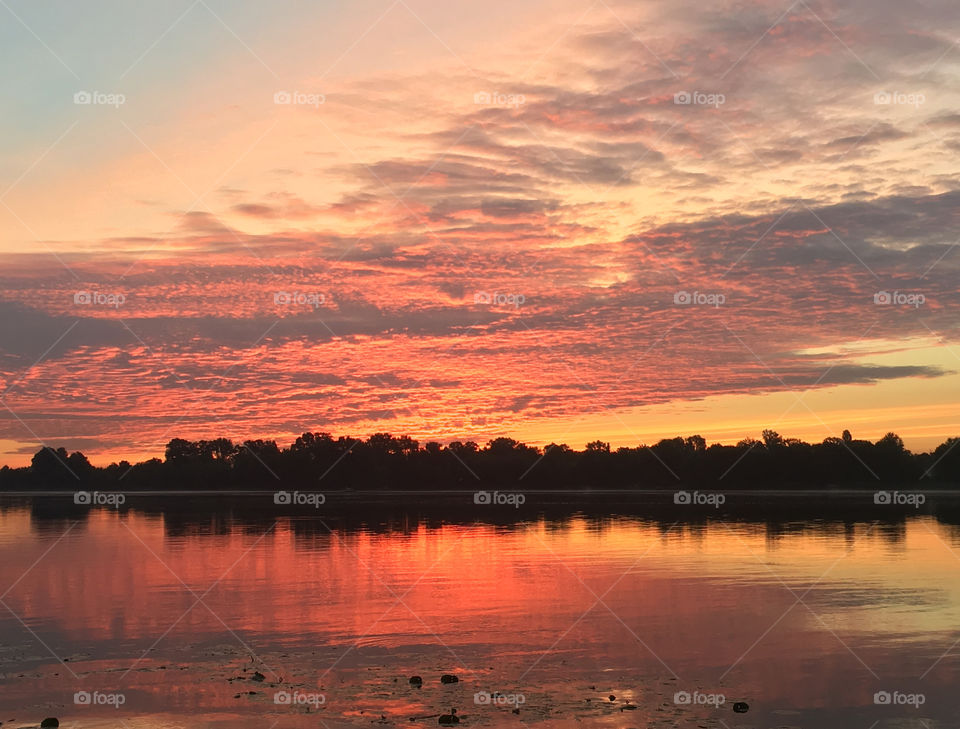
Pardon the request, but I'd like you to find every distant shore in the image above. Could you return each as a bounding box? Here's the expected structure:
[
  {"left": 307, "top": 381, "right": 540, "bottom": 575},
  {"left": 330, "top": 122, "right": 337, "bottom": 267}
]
[{"left": 3, "top": 429, "right": 958, "bottom": 492}]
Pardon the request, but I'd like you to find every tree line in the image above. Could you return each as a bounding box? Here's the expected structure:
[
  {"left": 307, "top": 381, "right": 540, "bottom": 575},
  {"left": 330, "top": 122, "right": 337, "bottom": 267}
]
[{"left": 2, "top": 429, "right": 959, "bottom": 490}]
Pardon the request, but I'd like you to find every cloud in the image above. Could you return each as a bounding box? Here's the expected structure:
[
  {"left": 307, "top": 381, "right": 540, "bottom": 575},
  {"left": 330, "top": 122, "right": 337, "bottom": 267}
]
[{"left": 4, "top": 0, "right": 960, "bottom": 459}]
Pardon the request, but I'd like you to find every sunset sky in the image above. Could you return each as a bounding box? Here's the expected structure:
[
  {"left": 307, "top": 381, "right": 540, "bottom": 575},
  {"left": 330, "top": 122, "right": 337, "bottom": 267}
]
[{"left": 0, "top": 0, "right": 958, "bottom": 466}]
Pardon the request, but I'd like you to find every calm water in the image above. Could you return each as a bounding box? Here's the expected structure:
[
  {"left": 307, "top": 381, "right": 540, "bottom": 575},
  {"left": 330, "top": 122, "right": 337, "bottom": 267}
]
[{"left": 1, "top": 493, "right": 959, "bottom": 728}]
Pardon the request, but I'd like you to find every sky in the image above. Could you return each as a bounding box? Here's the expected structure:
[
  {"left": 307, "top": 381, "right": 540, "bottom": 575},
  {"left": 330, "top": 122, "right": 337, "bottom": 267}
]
[{"left": 0, "top": 0, "right": 958, "bottom": 466}]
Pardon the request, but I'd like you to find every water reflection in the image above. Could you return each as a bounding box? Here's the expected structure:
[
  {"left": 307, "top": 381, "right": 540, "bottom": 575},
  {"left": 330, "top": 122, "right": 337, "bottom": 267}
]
[{"left": 1, "top": 494, "right": 959, "bottom": 728}]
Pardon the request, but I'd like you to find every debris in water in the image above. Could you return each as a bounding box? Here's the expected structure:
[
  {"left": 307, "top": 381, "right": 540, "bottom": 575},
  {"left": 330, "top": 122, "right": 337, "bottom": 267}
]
[{"left": 438, "top": 708, "right": 459, "bottom": 725}]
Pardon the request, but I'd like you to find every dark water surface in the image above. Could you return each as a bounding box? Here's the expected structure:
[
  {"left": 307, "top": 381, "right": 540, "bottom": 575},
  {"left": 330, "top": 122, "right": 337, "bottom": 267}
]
[{"left": 1, "top": 491, "right": 958, "bottom": 728}]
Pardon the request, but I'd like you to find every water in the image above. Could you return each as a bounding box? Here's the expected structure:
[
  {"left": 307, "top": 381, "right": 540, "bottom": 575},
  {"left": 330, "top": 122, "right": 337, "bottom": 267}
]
[{"left": 0, "top": 492, "right": 958, "bottom": 728}]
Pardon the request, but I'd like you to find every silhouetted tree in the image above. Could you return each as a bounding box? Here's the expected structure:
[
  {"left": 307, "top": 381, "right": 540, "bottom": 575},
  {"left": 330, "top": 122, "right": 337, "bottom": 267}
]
[
  {"left": 931, "top": 438, "right": 960, "bottom": 482},
  {"left": 762, "top": 430, "right": 785, "bottom": 449},
  {"left": 30, "top": 447, "right": 81, "bottom": 487},
  {"left": 585, "top": 440, "right": 610, "bottom": 453}
]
